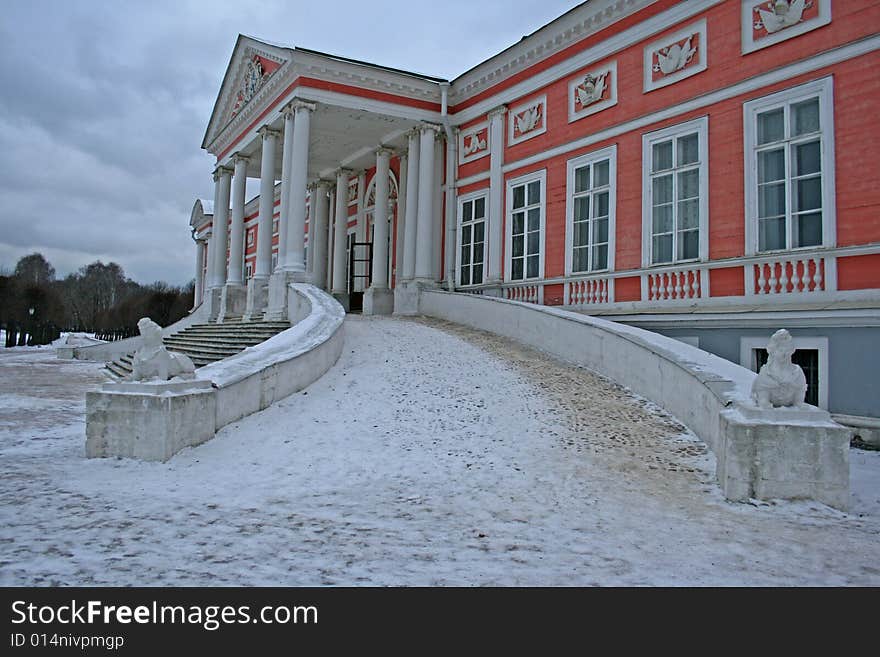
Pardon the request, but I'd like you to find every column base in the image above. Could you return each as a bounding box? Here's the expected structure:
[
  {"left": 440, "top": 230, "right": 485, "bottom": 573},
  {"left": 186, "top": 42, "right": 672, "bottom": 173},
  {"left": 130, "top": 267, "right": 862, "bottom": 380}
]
[
  {"left": 242, "top": 277, "right": 269, "bottom": 320},
  {"left": 205, "top": 287, "right": 223, "bottom": 322},
  {"left": 218, "top": 283, "right": 247, "bottom": 322},
  {"left": 363, "top": 287, "right": 394, "bottom": 316},
  {"left": 392, "top": 281, "right": 422, "bottom": 316},
  {"left": 264, "top": 269, "right": 312, "bottom": 321}
]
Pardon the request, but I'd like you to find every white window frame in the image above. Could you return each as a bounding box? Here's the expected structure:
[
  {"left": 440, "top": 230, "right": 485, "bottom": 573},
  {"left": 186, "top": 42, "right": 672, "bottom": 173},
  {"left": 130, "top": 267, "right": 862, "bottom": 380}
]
[
  {"left": 505, "top": 169, "right": 547, "bottom": 282},
  {"left": 565, "top": 145, "right": 617, "bottom": 276},
  {"left": 641, "top": 116, "right": 709, "bottom": 267},
  {"left": 743, "top": 77, "right": 836, "bottom": 256},
  {"left": 456, "top": 190, "right": 489, "bottom": 287},
  {"left": 245, "top": 261, "right": 253, "bottom": 279},
  {"left": 740, "top": 335, "right": 829, "bottom": 409}
]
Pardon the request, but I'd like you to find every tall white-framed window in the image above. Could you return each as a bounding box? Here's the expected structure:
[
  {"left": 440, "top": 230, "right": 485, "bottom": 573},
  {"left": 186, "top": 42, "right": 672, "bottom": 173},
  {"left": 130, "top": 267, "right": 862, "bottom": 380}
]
[
  {"left": 641, "top": 116, "right": 709, "bottom": 266},
  {"left": 566, "top": 145, "right": 616, "bottom": 275},
  {"left": 740, "top": 335, "right": 829, "bottom": 409},
  {"left": 744, "top": 77, "right": 835, "bottom": 255},
  {"left": 245, "top": 261, "right": 253, "bottom": 280},
  {"left": 457, "top": 191, "right": 487, "bottom": 287},
  {"left": 506, "top": 170, "right": 546, "bottom": 281}
]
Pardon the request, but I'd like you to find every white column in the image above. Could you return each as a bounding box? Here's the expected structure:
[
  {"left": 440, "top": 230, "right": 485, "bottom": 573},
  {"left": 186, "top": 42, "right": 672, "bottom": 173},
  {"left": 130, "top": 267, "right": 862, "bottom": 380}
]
[
  {"left": 326, "top": 190, "right": 336, "bottom": 290},
  {"left": 277, "top": 107, "right": 295, "bottom": 271},
  {"left": 432, "top": 134, "right": 443, "bottom": 281},
  {"left": 227, "top": 154, "right": 248, "bottom": 285},
  {"left": 306, "top": 184, "right": 317, "bottom": 275},
  {"left": 415, "top": 123, "right": 440, "bottom": 281},
  {"left": 370, "top": 148, "right": 392, "bottom": 290},
  {"left": 402, "top": 130, "right": 420, "bottom": 281},
  {"left": 209, "top": 166, "right": 232, "bottom": 288},
  {"left": 194, "top": 239, "right": 206, "bottom": 306},
  {"left": 331, "top": 169, "right": 351, "bottom": 294},
  {"left": 311, "top": 181, "right": 331, "bottom": 289},
  {"left": 395, "top": 152, "right": 408, "bottom": 286},
  {"left": 487, "top": 105, "right": 507, "bottom": 284},
  {"left": 254, "top": 127, "right": 279, "bottom": 280},
  {"left": 283, "top": 99, "right": 316, "bottom": 273}
]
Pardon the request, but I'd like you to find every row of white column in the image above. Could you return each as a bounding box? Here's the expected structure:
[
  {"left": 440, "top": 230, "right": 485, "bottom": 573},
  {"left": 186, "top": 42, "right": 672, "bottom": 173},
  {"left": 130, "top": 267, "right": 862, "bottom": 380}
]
[{"left": 204, "top": 111, "right": 447, "bottom": 303}]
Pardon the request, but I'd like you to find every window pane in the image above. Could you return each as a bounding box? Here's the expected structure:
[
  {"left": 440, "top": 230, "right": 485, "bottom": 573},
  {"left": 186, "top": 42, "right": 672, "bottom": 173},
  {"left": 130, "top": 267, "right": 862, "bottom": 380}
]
[
  {"left": 527, "top": 180, "right": 541, "bottom": 204},
  {"left": 794, "top": 212, "right": 822, "bottom": 248},
  {"left": 462, "top": 224, "right": 471, "bottom": 245},
  {"left": 678, "top": 169, "right": 699, "bottom": 200},
  {"left": 527, "top": 208, "right": 540, "bottom": 232},
  {"left": 512, "top": 235, "right": 524, "bottom": 257},
  {"left": 593, "top": 217, "right": 608, "bottom": 243},
  {"left": 512, "top": 258, "right": 523, "bottom": 280},
  {"left": 593, "top": 191, "right": 609, "bottom": 218},
  {"left": 678, "top": 229, "right": 699, "bottom": 260},
  {"left": 795, "top": 141, "right": 821, "bottom": 176},
  {"left": 513, "top": 186, "right": 525, "bottom": 209},
  {"left": 652, "top": 204, "right": 673, "bottom": 234},
  {"left": 793, "top": 98, "right": 820, "bottom": 136},
  {"left": 593, "top": 160, "right": 609, "bottom": 187},
  {"left": 592, "top": 244, "right": 608, "bottom": 270},
  {"left": 652, "top": 174, "right": 673, "bottom": 205},
  {"left": 759, "top": 182, "right": 786, "bottom": 218},
  {"left": 460, "top": 244, "right": 470, "bottom": 265},
  {"left": 473, "top": 242, "right": 484, "bottom": 264},
  {"left": 473, "top": 222, "right": 485, "bottom": 243},
  {"left": 757, "top": 108, "right": 784, "bottom": 144},
  {"left": 652, "top": 234, "right": 673, "bottom": 264},
  {"left": 460, "top": 267, "right": 470, "bottom": 286},
  {"left": 678, "top": 198, "right": 700, "bottom": 229},
  {"left": 513, "top": 212, "right": 524, "bottom": 235},
  {"left": 474, "top": 197, "right": 485, "bottom": 218},
  {"left": 758, "top": 149, "right": 785, "bottom": 183},
  {"left": 462, "top": 201, "right": 473, "bottom": 222},
  {"left": 572, "top": 247, "right": 588, "bottom": 273},
  {"left": 527, "top": 255, "right": 539, "bottom": 278},
  {"left": 472, "top": 264, "right": 483, "bottom": 285},
  {"left": 573, "top": 221, "right": 589, "bottom": 247},
  {"left": 652, "top": 140, "right": 673, "bottom": 172},
  {"left": 677, "top": 133, "right": 699, "bottom": 165},
  {"left": 575, "top": 166, "right": 590, "bottom": 193},
  {"left": 796, "top": 177, "right": 822, "bottom": 212},
  {"left": 527, "top": 231, "right": 540, "bottom": 255},
  {"left": 574, "top": 196, "right": 590, "bottom": 223},
  {"left": 759, "top": 216, "right": 786, "bottom": 251}
]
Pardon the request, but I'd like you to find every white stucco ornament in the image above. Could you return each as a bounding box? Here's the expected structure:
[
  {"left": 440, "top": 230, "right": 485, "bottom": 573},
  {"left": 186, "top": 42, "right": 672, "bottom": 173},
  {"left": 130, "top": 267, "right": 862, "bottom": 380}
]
[
  {"left": 756, "top": 0, "right": 809, "bottom": 35},
  {"left": 576, "top": 71, "right": 607, "bottom": 107},
  {"left": 130, "top": 318, "right": 196, "bottom": 382},
  {"left": 654, "top": 36, "right": 697, "bottom": 75},
  {"left": 750, "top": 329, "right": 808, "bottom": 409},
  {"left": 515, "top": 105, "right": 542, "bottom": 134}
]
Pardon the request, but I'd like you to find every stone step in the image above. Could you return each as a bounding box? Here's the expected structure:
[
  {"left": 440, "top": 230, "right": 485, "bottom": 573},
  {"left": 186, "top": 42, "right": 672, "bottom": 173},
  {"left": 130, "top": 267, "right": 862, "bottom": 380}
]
[{"left": 164, "top": 335, "right": 266, "bottom": 348}]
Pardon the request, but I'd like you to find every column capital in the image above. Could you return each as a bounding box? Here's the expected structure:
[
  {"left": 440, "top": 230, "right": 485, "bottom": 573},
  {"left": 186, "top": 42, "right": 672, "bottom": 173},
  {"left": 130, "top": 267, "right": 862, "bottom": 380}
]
[
  {"left": 289, "top": 98, "right": 317, "bottom": 114},
  {"left": 375, "top": 146, "right": 396, "bottom": 158},
  {"left": 316, "top": 178, "right": 334, "bottom": 190},
  {"left": 212, "top": 166, "right": 233, "bottom": 181},
  {"left": 232, "top": 152, "right": 250, "bottom": 166},
  {"left": 418, "top": 122, "right": 443, "bottom": 135},
  {"left": 335, "top": 167, "right": 353, "bottom": 180},
  {"left": 258, "top": 125, "right": 281, "bottom": 139},
  {"left": 487, "top": 104, "right": 508, "bottom": 120}
]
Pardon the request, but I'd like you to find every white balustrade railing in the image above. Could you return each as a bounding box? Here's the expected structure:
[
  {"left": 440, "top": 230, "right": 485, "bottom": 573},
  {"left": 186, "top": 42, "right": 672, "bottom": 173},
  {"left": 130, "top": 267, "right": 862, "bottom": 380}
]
[
  {"left": 751, "top": 255, "right": 827, "bottom": 295},
  {"left": 566, "top": 276, "right": 613, "bottom": 306},
  {"left": 502, "top": 283, "right": 543, "bottom": 304},
  {"left": 644, "top": 267, "right": 706, "bottom": 301}
]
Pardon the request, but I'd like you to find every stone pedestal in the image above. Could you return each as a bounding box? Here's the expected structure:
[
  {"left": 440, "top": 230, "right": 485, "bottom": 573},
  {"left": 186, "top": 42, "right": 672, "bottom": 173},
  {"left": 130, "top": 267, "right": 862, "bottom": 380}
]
[
  {"left": 363, "top": 287, "right": 394, "bottom": 316},
  {"left": 243, "top": 277, "right": 269, "bottom": 320},
  {"left": 393, "top": 282, "right": 421, "bottom": 316},
  {"left": 265, "top": 269, "right": 310, "bottom": 321},
  {"left": 717, "top": 405, "right": 851, "bottom": 510},
  {"left": 86, "top": 380, "right": 216, "bottom": 462},
  {"left": 205, "top": 287, "right": 223, "bottom": 322},
  {"left": 218, "top": 283, "right": 247, "bottom": 322}
]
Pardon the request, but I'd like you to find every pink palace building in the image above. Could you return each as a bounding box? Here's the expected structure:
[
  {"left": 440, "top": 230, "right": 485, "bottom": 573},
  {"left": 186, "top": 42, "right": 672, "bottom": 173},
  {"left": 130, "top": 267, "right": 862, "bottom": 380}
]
[{"left": 189, "top": 0, "right": 880, "bottom": 432}]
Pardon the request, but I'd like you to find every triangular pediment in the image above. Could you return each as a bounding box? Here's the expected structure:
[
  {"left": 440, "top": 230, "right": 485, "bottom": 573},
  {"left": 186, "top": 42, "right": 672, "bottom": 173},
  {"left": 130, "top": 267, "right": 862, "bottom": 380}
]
[{"left": 202, "top": 36, "right": 291, "bottom": 151}]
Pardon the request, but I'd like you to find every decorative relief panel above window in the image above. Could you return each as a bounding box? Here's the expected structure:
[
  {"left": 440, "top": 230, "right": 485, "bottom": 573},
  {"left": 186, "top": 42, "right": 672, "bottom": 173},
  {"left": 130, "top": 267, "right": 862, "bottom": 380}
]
[
  {"left": 459, "top": 122, "right": 490, "bottom": 165},
  {"left": 568, "top": 61, "right": 618, "bottom": 123},
  {"left": 741, "top": 0, "right": 831, "bottom": 54},
  {"left": 508, "top": 95, "right": 547, "bottom": 147},
  {"left": 643, "top": 19, "right": 707, "bottom": 93}
]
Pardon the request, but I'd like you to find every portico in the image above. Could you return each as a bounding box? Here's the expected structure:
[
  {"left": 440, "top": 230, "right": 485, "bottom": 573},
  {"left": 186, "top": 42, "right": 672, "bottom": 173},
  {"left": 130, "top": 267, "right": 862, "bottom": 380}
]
[{"left": 197, "top": 37, "right": 453, "bottom": 322}]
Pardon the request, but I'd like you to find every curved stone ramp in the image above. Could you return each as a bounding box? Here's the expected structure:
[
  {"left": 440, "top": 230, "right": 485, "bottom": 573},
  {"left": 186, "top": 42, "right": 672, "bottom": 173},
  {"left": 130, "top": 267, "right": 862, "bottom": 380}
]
[{"left": 2, "top": 314, "right": 878, "bottom": 586}]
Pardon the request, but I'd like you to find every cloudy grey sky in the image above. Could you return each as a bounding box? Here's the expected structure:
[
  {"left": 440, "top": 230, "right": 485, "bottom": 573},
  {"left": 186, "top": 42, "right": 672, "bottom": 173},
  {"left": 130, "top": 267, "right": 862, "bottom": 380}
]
[{"left": 0, "top": 0, "right": 579, "bottom": 286}]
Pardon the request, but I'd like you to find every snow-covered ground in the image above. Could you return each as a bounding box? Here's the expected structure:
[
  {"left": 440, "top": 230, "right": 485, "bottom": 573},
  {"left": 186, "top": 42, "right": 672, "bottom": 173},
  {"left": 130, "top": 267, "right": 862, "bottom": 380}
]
[{"left": 0, "top": 315, "right": 878, "bottom": 586}]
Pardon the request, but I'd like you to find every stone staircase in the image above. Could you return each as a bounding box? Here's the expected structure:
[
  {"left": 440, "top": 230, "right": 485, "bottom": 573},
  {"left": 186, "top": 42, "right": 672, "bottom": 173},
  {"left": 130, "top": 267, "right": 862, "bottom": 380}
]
[{"left": 104, "top": 320, "right": 291, "bottom": 380}]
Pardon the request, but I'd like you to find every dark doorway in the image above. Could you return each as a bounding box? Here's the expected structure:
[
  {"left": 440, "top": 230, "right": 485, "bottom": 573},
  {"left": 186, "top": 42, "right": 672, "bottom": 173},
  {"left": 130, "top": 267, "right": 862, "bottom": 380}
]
[{"left": 348, "top": 241, "right": 372, "bottom": 313}]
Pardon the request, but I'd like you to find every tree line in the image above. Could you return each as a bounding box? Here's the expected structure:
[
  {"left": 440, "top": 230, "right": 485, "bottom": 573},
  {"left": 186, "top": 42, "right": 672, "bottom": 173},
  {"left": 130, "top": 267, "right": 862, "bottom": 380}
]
[{"left": 1, "top": 253, "right": 194, "bottom": 345}]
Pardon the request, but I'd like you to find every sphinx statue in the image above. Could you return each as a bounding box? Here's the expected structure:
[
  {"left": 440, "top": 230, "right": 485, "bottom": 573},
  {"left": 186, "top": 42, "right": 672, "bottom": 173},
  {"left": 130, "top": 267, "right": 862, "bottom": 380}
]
[
  {"left": 130, "top": 317, "right": 195, "bottom": 382},
  {"left": 750, "top": 329, "right": 808, "bottom": 409}
]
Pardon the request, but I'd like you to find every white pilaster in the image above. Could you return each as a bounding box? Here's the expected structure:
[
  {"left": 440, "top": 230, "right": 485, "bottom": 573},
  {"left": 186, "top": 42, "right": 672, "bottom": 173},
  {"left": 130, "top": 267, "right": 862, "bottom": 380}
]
[
  {"left": 326, "top": 189, "right": 336, "bottom": 290},
  {"left": 227, "top": 154, "right": 249, "bottom": 286},
  {"left": 432, "top": 133, "right": 444, "bottom": 282},
  {"left": 444, "top": 128, "right": 458, "bottom": 288},
  {"left": 283, "top": 99, "right": 316, "bottom": 274},
  {"left": 209, "top": 167, "right": 232, "bottom": 288},
  {"left": 395, "top": 152, "right": 408, "bottom": 287},
  {"left": 487, "top": 105, "right": 507, "bottom": 284},
  {"left": 277, "top": 106, "right": 295, "bottom": 271},
  {"left": 331, "top": 169, "right": 351, "bottom": 296},
  {"left": 194, "top": 239, "right": 206, "bottom": 307},
  {"left": 414, "top": 123, "right": 441, "bottom": 282},
  {"left": 401, "top": 130, "right": 420, "bottom": 281},
  {"left": 310, "top": 181, "right": 332, "bottom": 290},
  {"left": 254, "top": 126, "right": 279, "bottom": 280}
]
